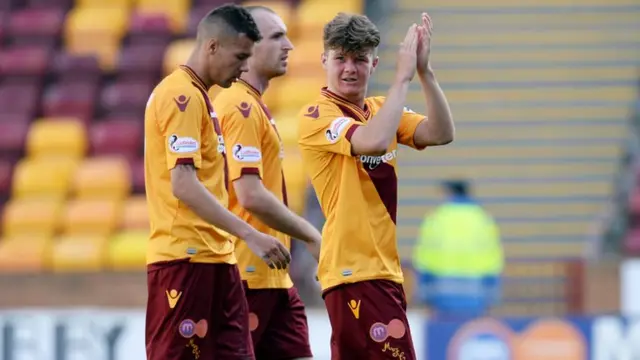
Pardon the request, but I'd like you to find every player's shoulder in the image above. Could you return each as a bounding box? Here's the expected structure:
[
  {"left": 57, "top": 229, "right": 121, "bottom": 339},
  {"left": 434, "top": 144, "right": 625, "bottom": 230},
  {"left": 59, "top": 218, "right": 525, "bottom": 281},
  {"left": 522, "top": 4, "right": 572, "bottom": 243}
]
[
  {"left": 298, "top": 97, "right": 342, "bottom": 122},
  {"left": 365, "top": 95, "right": 386, "bottom": 109},
  {"left": 153, "top": 71, "right": 201, "bottom": 103}
]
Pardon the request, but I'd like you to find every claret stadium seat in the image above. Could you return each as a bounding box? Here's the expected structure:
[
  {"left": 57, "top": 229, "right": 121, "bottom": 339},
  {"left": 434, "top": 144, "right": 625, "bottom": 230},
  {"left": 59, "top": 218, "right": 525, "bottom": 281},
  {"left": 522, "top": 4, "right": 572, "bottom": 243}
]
[
  {"left": 41, "top": 81, "right": 98, "bottom": 125},
  {"left": 90, "top": 118, "right": 142, "bottom": 159},
  {"left": 134, "top": 0, "right": 189, "bottom": 34}
]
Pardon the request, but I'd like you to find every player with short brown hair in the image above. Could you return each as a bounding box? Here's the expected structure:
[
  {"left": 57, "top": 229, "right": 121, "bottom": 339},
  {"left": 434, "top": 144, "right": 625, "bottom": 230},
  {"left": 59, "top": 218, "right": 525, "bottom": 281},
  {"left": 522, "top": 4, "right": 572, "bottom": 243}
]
[{"left": 297, "top": 12, "right": 454, "bottom": 360}]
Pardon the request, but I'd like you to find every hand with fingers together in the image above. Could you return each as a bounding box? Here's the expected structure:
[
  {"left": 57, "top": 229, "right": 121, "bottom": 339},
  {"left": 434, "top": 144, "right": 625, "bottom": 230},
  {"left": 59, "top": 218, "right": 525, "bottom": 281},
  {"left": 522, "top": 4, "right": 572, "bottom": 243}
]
[
  {"left": 395, "top": 23, "right": 419, "bottom": 83},
  {"left": 416, "top": 12, "right": 434, "bottom": 75}
]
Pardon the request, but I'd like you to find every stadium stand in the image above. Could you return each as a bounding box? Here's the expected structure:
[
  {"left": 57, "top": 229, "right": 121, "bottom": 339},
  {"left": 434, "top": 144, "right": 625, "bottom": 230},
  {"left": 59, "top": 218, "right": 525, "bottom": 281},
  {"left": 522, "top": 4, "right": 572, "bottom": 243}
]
[{"left": 370, "top": 0, "right": 639, "bottom": 315}]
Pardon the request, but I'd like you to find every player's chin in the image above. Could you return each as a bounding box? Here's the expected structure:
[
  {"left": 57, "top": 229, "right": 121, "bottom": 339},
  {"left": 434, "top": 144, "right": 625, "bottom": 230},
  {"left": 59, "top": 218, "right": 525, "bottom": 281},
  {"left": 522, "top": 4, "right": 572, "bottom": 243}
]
[{"left": 220, "top": 78, "right": 236, "bottom": 88}]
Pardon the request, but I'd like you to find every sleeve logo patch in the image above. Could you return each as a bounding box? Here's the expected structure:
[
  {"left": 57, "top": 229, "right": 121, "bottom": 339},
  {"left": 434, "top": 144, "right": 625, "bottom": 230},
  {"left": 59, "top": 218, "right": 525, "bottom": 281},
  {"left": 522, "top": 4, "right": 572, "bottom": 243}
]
[
  {"left": 236, "top": 102, "right": 252, "bottom": 118},
  {"left": 304, "top": 105, "right": 320, "bottom": 118},
  {"left": 168, "top": 134, "right": 199, "bottom": 153},
  {"left": 232, "top": 144, "right": 262, "bottom": 162},
  {"left": 325, "top": 117, "right": 352, "bottom": 143},
  {"left": 174, "top": 95, "right": 191, "bottom": 112}
]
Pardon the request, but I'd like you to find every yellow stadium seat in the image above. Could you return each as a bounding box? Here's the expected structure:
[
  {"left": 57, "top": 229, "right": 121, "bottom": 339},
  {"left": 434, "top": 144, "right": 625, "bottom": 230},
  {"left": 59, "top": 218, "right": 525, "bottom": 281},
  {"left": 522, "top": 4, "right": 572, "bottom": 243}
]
[
  {"left": 287, "top": 39, "right": 324, "bottom": 78},
  {"left": 274, "top": 113, "right": 298, "bottom": 148},
  {"left": 26, "top": 118, "right": 87, "bottom": 160},
  {"left": 12, "top": 157, "right": 79, "bottom": 200},
  {"left": 106, "top": 230, "right": 147, "bottom": 270},
  {"left": 282, "top": 150, "right": 307, "bottom": 215},
  {"left": 61, "top": 199, "right": 121, "bottom": 237},
  {"left": 163, "top": 39, "right": 195, "bottom": 75},
  {"left": 272, "top": 77, "right": 325, "bottom": 114},
  {"left": 0, "top": 236, "right": 51, "bottom": 273},
  {"left": 64, "top": 7, "right": 129, "bottom": 70},
  {"left": 135, "top": 0, "right": 189, "bottom": 33},
  {"left": 295, "top": 0, "right": 363, "bottom": 37},
  {"left": 73, "top": 156, "right": 131, "bottom": 200},
  {"left": 76, "top": 0, "right": 132, "bottom": 7},
  {"left": 2, "top": 198, "right": 63, "bottom": 238},
  {"left": 50, "top": 234, "right": 107, "bottom": 272},
  {"left": 121, "top": 195, "right": 149, "bottom": 230}
]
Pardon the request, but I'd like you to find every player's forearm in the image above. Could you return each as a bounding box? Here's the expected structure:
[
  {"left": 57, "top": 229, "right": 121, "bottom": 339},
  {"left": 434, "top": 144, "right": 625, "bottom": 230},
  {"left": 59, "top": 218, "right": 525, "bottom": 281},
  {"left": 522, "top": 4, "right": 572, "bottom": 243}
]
[
  {"left": 417, "top": 70, "right": 454, "bottom": 146},
  {"left": 172, "top": 168, "right": 257, "bottom": 240},
  {"left": 359, "top": 80, "right": 411, "bottom": 152},
  {"left": 244, "top": 189, "right": 322, "bottom": 245}
]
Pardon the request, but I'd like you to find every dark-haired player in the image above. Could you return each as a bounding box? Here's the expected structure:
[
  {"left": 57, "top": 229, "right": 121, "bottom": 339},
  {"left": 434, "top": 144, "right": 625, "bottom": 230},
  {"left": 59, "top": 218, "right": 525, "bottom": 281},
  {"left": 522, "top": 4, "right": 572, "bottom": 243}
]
[
  {"left": 144, "top": 4, "right": 290, "bottom": 360},
  {"left": 297, "top": 13, "right": 454, "bottom": 360}
]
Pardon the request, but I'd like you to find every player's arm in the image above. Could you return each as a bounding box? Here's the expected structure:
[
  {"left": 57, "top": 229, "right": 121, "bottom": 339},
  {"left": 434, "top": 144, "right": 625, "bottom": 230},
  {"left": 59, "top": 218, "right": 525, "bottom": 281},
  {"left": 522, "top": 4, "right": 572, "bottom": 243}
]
[
  {"left": 219, "top": 101, "right": 321, "bottom": 259},
  {"left": 348, "top": 24, "right": 421, "bottom": 156},
  {"left": 413, "top": 12, "right": 454, "bottom": 148},
  {"left": 156, "top": 88, "right": 289, "bottom": 268}
]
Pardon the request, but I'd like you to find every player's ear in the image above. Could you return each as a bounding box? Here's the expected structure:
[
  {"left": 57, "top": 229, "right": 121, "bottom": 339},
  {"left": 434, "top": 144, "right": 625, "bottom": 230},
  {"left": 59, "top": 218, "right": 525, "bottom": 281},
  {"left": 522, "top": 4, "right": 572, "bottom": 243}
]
[
  {"left": 207, "top": 38, "right": 219, "bottom": 55},
  {"left": 321, "top": 52, "right": 327, "bottom": 69},
  {"left": 371, "top": 56, "right": 379, "bottom": 74}
]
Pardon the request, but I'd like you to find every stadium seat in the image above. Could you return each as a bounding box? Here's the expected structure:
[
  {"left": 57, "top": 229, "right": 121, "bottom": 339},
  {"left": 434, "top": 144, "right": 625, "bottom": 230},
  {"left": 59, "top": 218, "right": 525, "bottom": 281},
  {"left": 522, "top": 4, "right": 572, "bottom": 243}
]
[
  {"left": 282, "top": 150, "right": 306, "bottom": 215},
  {"left": 0, "top": 45, "right": 51, "bottom": 78},
  {"left": 100, "top": 78, "right": 155, "bottom": 117},
  {"left": 0, "top": 160, "right": 13, "bottom": 202},
  {"left": 72, "top": 156, "right": 131, "bottom": 200},
  {"left": 0, "top": 119, "right": 29, "bottom": 162},
  {"left": 295, "top": 0, "right": 362, "bottom": 38},
  {"left": 117, "top": 43, "right": 166, "bottom": 78},
  {"left": 0, "top": 81, "right": 40, "bottom": 118},
  {"left": 121, "top": 195, "right": 149, "bottom": 230},
  {"left": 270, "top": 77, "right": 325, "bottom": 114},
  {"left": 7, "top": 8, "right": 65, "bottom": 45},
  {"left": 130, "top": 157, "right": 145, "bottom": 193},
  {"left": 11, "top": 157, "right": 78, "bottom": 200},
  {"left": 90, "top": 118, "right": 142, "bottom": 158},
  {"left": 106, "top": 230, "right": 147, "bottom": 270},
  {"left": 52, "top": 52, "right": 101, "bottom": 83},
  {"left": 63, "top": 7, "right": 129, "bottom": 70},
  {"left": 61, "top": 198, "right": 121, "bottom": 237},
  {"left": 134, "top": 0, "right": 189, "bottom": 33},
  {"left": 274, "top": 114, "right": 298, "bottom": 148},
  {"left": 127, "top": 12, "right": 172, "bottom": 45},
  {"left": 50, "top": 234, "right": 107, "bottom": 272},
  {"left": 41, "top": 81, "right": 98, "bottom": 125},
  {"left": 2, "top": 198, "right": 63, "bottom": 238},
  {"left": 286, "top": 39, "right": 324, "bottom": 78},
  {"left": 163, "top": 39, "right": 195, "bottom": 75},
  {"left": 26, "top": 118, "right": 87, "bottom": 159},
  {"left": 242, "top": 1, "right": 295, "bottom": 33},
  {"left": 0, "top": 235, "right": 51, "bottom": 273},
  {"left": 75, "top": 0, "right": 131, "bottom": 7}
]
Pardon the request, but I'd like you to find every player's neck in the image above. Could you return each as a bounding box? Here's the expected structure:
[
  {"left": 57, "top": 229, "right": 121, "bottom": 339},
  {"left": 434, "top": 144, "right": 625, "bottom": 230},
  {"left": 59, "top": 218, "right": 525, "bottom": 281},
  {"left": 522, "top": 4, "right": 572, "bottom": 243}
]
[
  {"left": 326, "top": 85, "right": 366, "bottom": 108},
  {"left": 239, "top": 72, "right": 268, "bottom": 95},
  {"left": 184, "top": 56, "right": 214, "bottom": 89}
]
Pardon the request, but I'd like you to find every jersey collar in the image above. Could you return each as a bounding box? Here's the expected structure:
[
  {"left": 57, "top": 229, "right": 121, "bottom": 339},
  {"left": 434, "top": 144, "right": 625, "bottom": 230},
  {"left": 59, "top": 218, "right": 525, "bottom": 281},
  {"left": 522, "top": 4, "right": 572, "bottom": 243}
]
[
  {"left": 321, "top": 87, "right": 371, "bottom": 121},
  {"left": 236, "top": 79, "right": 262, "bottom": 100},
  {"left": 179, "top": 65, "right": 208, "bottom": 93}
]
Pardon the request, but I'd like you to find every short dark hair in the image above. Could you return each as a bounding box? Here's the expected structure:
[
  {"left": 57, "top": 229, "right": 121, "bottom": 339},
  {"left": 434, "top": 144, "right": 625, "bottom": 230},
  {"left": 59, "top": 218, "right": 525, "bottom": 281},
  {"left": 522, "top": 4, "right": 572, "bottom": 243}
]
[
  {"left": 199, "top": 3, "right": 262, "bottom": 42},
  {"left": 323, "top": 13, "right": 380, "bottom": 54}
]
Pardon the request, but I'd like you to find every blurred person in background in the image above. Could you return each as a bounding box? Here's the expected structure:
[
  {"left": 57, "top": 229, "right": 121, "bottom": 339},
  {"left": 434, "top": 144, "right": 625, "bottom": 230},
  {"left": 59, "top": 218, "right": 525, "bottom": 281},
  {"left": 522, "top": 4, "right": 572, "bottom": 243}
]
[
  {"left": 297, "top": 11, "right": 454, "bottom": 359},
  {"left": 144, "top": 5, "right": 290, "bottom": 360},
  {"left": 212, "top": 5, "right": 320, "bottom": 360},
  {"left": 412, "top": 180, "right": 503, "bottom": 319}
]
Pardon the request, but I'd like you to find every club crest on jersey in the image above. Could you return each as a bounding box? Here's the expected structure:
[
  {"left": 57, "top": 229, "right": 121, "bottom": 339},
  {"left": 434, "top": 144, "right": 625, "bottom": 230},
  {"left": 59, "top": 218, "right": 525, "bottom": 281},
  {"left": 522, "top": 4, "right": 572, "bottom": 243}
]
[
  {"left": 168, "top": 134, "right": 199, "bottom": 153},
  {"left": 174, "top": 95, "right": 190, "bottom": 112},
  {"left": 304, "top": 105, "right": 320, "bottom": 118},
  {"left": 325, "top": 117, "right": 351, "bottom": 144},
  {"left": 236, "top": 102, "right": 252, "bottom": 118},
  {"left": 359, "top": 150, "right": 397, "bottom": 171},
  {"left": 232, "top": 144, "right": 262, "bottom": 162}
]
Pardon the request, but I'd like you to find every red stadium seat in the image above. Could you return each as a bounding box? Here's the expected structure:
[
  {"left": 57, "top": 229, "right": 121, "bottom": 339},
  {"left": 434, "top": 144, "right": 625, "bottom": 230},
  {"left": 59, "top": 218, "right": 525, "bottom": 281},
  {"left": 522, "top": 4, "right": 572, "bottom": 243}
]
[
  {"left": 42, "top": 81, "right": 98, "bottom": 125},
  {"left": 0, "top": 120, "right": 29, "bottom": 162},
  {"left": 90, "top": 119, "right": 142, "bottom": 158},
  {"left": 0, "top": 160, "right": 13, "bottom": 203},
  {"left": 100, "top": 79, "right": 154, "bottom": 117},
  {"left": 117, "top": 43, "right": 166, "bottom": 77},
  {"left": 128, "top": 12, "right": 172, "bottom": 46},
  {"left": 130, "top": 157, "right": 145, "bottom": 194},
  {"left": 7, "top": 8, "right": 65, "bottom": 45},
  {"left": 52, "top": 52, "right": 101, "bottom": 83},
  {"left": 186, "top": 6, "right": 212, "bottom": 36},
  {"left": 0, "top": 46, "right": 50, "bottom": 77},
  {"left": 0, "top": 82, "right": 40, "bottom": 118}
]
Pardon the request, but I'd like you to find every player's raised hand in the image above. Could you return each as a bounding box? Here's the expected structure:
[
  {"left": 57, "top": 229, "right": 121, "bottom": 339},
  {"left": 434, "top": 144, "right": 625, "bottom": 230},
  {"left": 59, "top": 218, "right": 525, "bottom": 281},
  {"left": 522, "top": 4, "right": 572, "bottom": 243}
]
[
  {"left": 245, "top": 231, "right": 291, "bottom": 269},
  {"left": 416, "top": 12, "right": 433, "bottom": 75},
  {"left": 395, "top": 23, "right": 419, "bottom": 83}
]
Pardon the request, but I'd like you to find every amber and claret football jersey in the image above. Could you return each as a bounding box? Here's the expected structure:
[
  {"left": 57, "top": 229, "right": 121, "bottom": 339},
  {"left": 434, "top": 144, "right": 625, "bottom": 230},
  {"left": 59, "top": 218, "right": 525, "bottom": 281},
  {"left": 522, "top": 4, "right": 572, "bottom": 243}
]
[
  {"left": 212, "top": 79, "right": 293, "bottom": 289},
  {"left": 297, "top": 88, "right": 426, "bottom": 291},
  {"left": 144, "top": 65, "right": 236, "bottom": 265}
]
